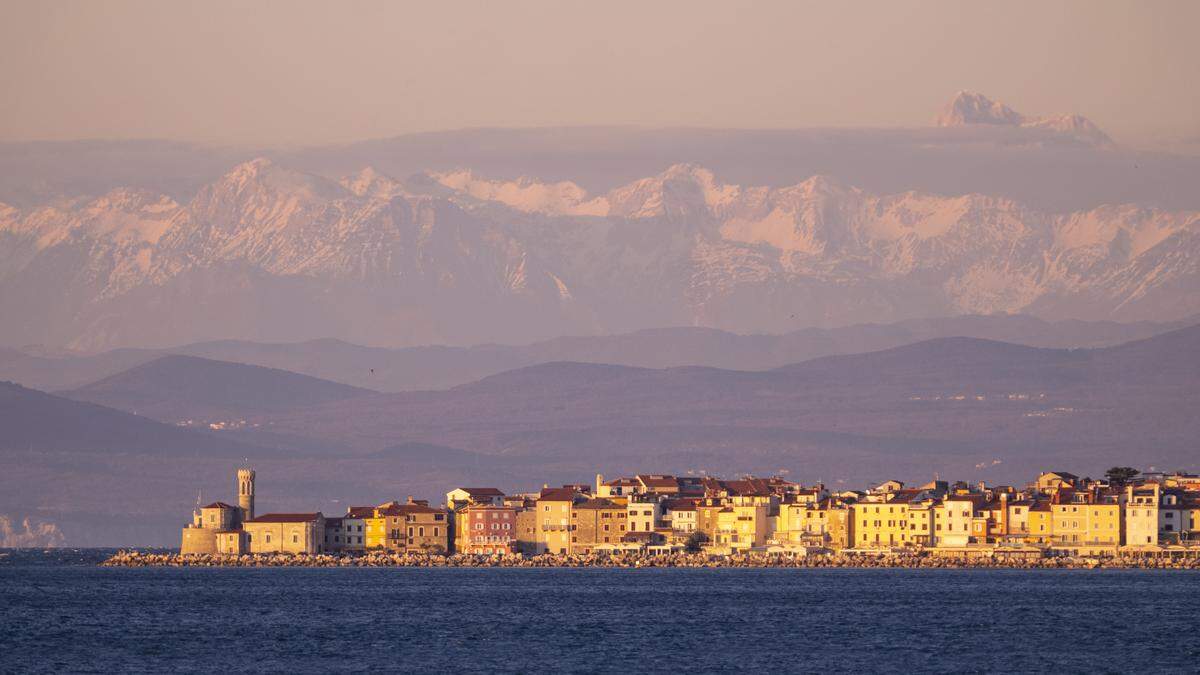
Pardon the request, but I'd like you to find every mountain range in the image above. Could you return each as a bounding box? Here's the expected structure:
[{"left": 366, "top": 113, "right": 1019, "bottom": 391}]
[{"left": 1, "top": 156, "right": 1197, "bottom": 351}]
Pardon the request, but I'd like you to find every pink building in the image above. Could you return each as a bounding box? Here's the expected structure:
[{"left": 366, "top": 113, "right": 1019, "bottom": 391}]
[{"left": 462, "top": 504, "right": 518, "bottom": 554}]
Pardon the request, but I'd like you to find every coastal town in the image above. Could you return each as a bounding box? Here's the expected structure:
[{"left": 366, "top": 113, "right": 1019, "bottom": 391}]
[{"left": 150, "top": 466, "right": 1200, "bottom": 568}]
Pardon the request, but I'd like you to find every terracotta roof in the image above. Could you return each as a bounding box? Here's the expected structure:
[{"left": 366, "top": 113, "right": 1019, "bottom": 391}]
[
  {"left": 377, "top": 503, "right": 443, "bottom": 516},
  {"left": 246, "top": 513, "right": 322, "bottom": 523},
  {"left": 538, "top": 487, "right": 577, "bottom": 502},
  {"left": 637, "top": 475, "right": 679, "bottom": 489},
  {"left": 201, "top": 501, "right": 238, "bottom": 510},
  {"left": 344, "top": 506, "right": 375, "bottom": 519},
  {"left": 724, "top": 478, "right": 771, "bottom": 497},
  {"left": 663, "top": 499, "right": 697, "bottom": 511},
  {"left": 454, "top": 487, "right": 505, "bottom": 497}
]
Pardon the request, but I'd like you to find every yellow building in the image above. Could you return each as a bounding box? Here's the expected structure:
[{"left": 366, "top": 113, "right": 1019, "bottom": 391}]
[
  {"left": 852, "top": 490, "right": 929, "bottom": 548},
  {"left": 712, "top": 497, "right": 771, "bottom": 551},
  {"left": 774, "top": 500, "right": 851, "bottom": 548},
  {"left": 1051, "top": 498, "right": 1121, "bottom": 546},
  {"left": 362, "top": 500, "right": 449, "bottom": 553},
  {"left": 364, "top": 511, "right": 387, "bottom": 550},
  {"left": 535, "top": 487, "right": 579, "bottom": 554},
  {"left": 1026, "top": 502, "right": 1053, "bottom": 542}
]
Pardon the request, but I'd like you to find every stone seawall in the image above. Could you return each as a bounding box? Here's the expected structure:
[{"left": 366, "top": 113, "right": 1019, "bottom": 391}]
[{"left": 101, "top": 550, "right": 1200, "bottom": 570}]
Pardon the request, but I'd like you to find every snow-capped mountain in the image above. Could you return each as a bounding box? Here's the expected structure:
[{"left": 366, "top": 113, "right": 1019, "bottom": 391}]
[
  {"left": 0, "top": 159, "right": 1196, "bottom": 350},
  {"left": 935, "top": 91, "right": 1113, "bottom": 147}
]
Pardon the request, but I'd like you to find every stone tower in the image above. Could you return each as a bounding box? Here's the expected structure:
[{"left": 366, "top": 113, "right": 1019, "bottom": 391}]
[{"left": 237, "top": 468, "right": 256, "bottom": 523}]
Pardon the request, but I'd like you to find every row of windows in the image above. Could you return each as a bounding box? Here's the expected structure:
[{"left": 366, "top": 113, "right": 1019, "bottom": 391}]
[{"left": 388, "top": 527, "right": 441, "bottom": 538}]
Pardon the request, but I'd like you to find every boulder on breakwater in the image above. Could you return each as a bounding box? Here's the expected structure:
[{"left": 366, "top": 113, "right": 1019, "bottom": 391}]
[{"left": 100, "top": 550, "right": 1200, "bottom": 570}]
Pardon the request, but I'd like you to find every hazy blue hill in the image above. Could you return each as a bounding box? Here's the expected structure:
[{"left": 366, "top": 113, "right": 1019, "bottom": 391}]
[
  {"left": 254, "top": 325, "right": 1200, "bottom": 484},
  {"left": 0, "top": 314, "right": 1188, "bottom": 393},
  {"left": 0, "top": 380, "right": 260, "bottom": 457},
  {"left": 62, "top": 354, "right": 375, "bottom": 422},
  {"left": 2, "top": 326, "right": 1197, "bottom": 546}
]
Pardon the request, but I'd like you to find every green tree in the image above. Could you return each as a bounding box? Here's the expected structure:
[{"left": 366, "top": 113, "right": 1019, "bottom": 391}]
[
  {"left": 684, "top": 531, "right": 708, "bottom": 553},
  {"left": 1104, "top": 466, "right": 1140, "bottom": 488}
]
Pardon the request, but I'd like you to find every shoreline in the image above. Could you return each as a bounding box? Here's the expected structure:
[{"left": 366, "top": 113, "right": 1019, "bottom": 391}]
[{"left": 101, "top": 550, "right": 1200, "bottom": 570}]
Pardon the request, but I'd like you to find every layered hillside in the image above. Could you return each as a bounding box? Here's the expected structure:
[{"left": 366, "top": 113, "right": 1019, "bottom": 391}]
[{"left": 62, "top": 354, "right": 374, "bottom": 422}]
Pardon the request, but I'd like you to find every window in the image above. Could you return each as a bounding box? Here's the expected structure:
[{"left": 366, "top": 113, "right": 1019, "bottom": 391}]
[
  {"left": 265, "top": 533, "right": 271, "bottom": 543},
  {"left": 292, "top": 533, "right": 299, "bottom": 544}
]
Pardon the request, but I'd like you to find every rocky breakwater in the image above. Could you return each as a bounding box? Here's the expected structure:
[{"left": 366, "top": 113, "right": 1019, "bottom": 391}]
[{"left": 101, "top": 550, "right": 1200, "bottom": 569}]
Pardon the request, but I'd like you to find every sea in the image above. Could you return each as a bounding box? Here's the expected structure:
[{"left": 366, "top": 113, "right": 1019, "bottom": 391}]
[{"left": 1, "top": 549, "right": 1198, "bottom": 674}]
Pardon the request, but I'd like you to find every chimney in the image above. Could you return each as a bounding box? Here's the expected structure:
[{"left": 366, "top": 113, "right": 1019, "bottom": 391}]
[{"left": 596, "top": 473, "right": 604, "bottom": 494}]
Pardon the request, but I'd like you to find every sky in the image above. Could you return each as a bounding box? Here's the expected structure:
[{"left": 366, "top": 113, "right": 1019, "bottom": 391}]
[{"left": 1, "top": 0, "right": 1197, "bottom": 147}]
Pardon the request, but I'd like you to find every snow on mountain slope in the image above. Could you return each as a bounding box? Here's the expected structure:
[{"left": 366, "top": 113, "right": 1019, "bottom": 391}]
[
  {"left": 935, "top": 91, "right": 1025, "bottom": 127},
  {"left": 431, "top": 169, "right": 609, "bottom": 216},
  {"left": 1, "top": 159, "right": 1196, "bottom": 350},
  {"left": 935, "top": 91, "right": 1113, "bottom": 147}
]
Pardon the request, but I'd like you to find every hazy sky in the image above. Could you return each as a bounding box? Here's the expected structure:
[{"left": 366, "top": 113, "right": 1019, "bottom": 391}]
[{"left": 1, "top": 0, "right": 1197, "bottom": 147}]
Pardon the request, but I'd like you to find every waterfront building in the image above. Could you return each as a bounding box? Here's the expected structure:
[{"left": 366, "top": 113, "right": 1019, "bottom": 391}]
[
  {"left": 243, "top": 513, "right": 326, "bottom": 554},
  {"left": 461, "top": 504, "right": 518, "bottom": 554},
  {"left": 535, "top": 487, "right": 580, "bottom": 554},
  {"left": 711, "top": 495, "right": 772, "bottom": 551},
  {"left": 376, "top": 498, "right": 449, "bottom": 554},
  {"left": 447, "top": 487, "right": 506, "bottom": 553},
  {"left": 1049, "top": 488, "right": 1122, "bottom": 547},
  {"left": 180, "top": 469, "right": 255, "bottom": 555},
  {"left": 934, "top": 495, "right": 988, "bottom": 547},
  {"left": 627, "top": 496, "right": 661, "bottom": 534},
  {"left": 514, "top": 502, "right": 540, "bottom": 555},
  {"left": 1126, "top": 483, "right": 1185, "bottom": 547},
  {"left": 571, "top": 498, "right": 628, "bottom": 552},
  {"left": 852, "top": 496, "right": 911, "bottom": 548}
]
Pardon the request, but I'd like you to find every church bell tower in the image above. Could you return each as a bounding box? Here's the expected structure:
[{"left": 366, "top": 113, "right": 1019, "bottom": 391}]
[{"left": 237, "top": 468, "right": 256, "bottom": 523}]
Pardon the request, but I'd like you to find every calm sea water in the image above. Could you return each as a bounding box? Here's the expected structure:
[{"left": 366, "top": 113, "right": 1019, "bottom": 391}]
[{"left": 2, "top": 550, "right": 1199, "bottom": 674}]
